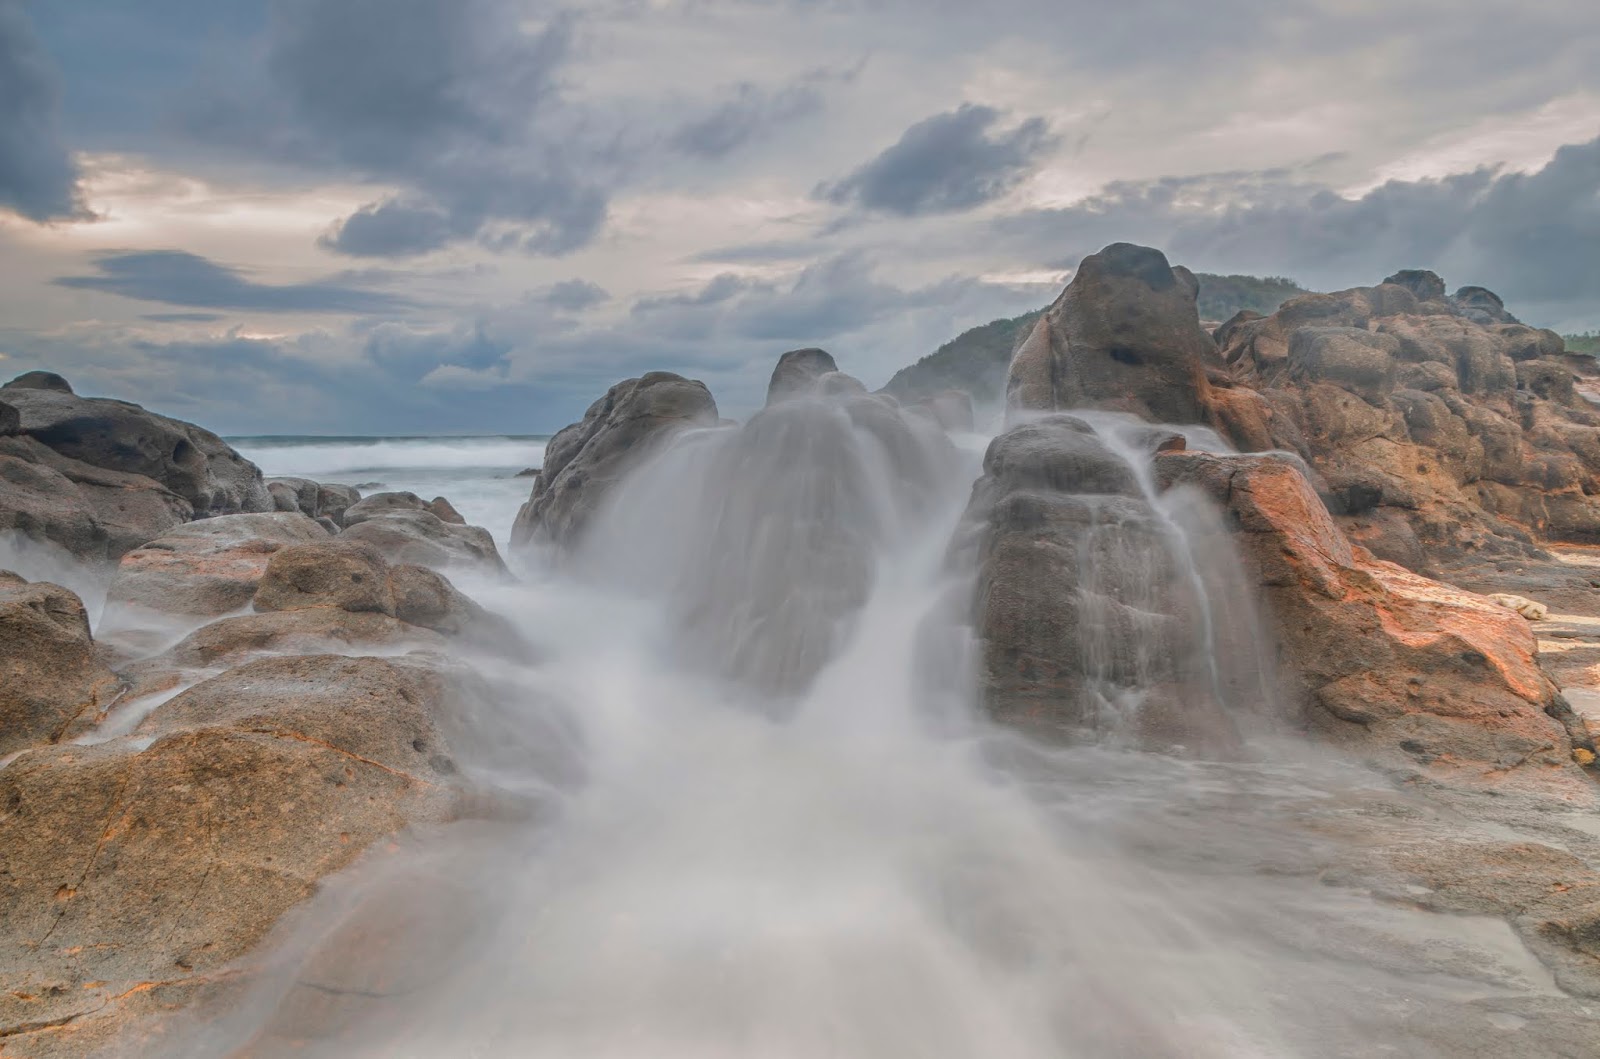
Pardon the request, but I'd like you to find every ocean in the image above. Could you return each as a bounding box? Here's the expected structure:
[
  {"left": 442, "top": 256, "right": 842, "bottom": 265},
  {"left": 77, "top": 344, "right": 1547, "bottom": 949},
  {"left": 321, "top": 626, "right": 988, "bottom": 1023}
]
[{"left": 229, "top": 434, "right": 551, "bottom": 550}]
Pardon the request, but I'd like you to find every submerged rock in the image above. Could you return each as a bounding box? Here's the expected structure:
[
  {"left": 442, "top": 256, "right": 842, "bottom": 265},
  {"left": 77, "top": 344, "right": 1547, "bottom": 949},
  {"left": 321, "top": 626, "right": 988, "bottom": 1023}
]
[{"left": 511, "top": 372, "right": 719, "bottom": 554}]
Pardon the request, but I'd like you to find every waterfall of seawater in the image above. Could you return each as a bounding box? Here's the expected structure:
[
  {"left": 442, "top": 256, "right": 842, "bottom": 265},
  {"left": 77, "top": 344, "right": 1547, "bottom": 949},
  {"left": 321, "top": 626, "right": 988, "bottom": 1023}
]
[{"left": 151, "top": 397, "right": 1568, "bottom": 1058}]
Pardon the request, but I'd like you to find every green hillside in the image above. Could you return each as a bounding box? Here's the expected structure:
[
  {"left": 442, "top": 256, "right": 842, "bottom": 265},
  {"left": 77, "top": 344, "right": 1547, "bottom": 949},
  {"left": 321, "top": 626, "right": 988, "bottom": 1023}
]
[{"left": 1565, "top": 332, "right": 1600, "bottom": 354}]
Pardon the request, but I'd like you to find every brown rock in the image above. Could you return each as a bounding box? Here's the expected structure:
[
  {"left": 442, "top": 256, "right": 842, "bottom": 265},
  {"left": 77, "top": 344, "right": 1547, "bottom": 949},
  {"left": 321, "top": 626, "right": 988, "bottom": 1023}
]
[
  {"left": 0, "top": 576, "right": 122, "bottom": 756},
  {"left": 253, "top": 540, "right": 395, "bottom": 616},
  {"left": 106, "top": 513, "right": 330, "bottom": 618}
]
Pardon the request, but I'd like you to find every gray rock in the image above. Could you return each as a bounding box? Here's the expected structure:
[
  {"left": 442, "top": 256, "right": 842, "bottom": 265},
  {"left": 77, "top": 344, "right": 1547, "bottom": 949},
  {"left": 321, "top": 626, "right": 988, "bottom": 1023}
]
[
  {"left": 765, "top": 348, "right": 839, "bottom": 405},
  {"left": 0, "top": 400, "right": 17, "bottom": 437},
  {"left": 511, "top": 372, "right": 719, "bottom": 553},
  {"left": 2, "top": 370, "right": 72, "bottom": 393},
  {"left": 1382, "top": 269, "right": 1447, "bottom": 303}
]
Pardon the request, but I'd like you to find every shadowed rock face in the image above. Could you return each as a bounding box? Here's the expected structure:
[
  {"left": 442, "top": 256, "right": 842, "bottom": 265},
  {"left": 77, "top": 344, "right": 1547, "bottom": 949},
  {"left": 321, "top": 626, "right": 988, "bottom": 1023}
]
[
  {"left": 765, "top": 348, "right": 841, "bottom": 405},
  {"left": 511, "top": 372, "right": 720, "bottom": 554},
  {"left": 1007, "top": 243, "right": 1218, "bottom": 425},
  {"left": 2, "top": 381, "right": 272, "bottom": 518}
]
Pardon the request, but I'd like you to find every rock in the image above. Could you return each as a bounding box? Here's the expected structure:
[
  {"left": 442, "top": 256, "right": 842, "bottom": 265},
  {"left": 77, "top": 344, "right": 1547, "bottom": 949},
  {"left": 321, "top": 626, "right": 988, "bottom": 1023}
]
[
  {"left": 428, "top": 496, "right": 465, "bottom": 525},
  {"left": 316, "top": 483, "right": 361, "bottom": 527},
  {"left": 341, "top": 494, "right": 505, "bottom": 575},
  {"left": 2, "top": 382, "right": 273, "bottom": 517},
  {"left": 514, "top": 467, "right": 539, "bottom": 478},
  {"left": 166, "top": 608, "right": 447, "bottom": 668},
  {"left": 955, "top": 417, "right": 1245, "bottom": 751},
  {"left": 1382, "top": 269, "right": 1447, "bottom": 303},
  {"left": 253, "top": 540, "right": 394, "bottom": 615},
  {"left": 0, "top": 435, "right": 193, "bottom": 562},
  {"left": 1453, "top": 285, "right": 1517, "bottom": 325},
  {"left": 511, "top": 372, "right": 719, "bottom": 553},
  {"left": 1005, "top": 243, "right": 1218, "bottom": 425},
  {"left": 265, "top": 476, "right": 322, "bottom": 517},
  {"left": 2, "top": 370, "right": 72, "bottom": 393},
  {"left": 1287, "top": 326, "right": 1401, "bottom": 403},
  {"left": 106, "top": 513, "right": 330, "bottom": 618},
  {"left": 0, "top": 400, "right": 17, "bottom": 437},
  {"left": 0, "top": 654, "right": 467, "bottom": 1049},
  {"left": 765, "top": 348, "right": 839, "bottom": 405},
  {"left": 1487, "top": 593, "right": 1549, "bottom": 621},
  {"left": 0, "top": 576, "right": 122, "bottom": 757},
  {"left": 1153, "top": 450, "right": 1591, "bottom": 786}
]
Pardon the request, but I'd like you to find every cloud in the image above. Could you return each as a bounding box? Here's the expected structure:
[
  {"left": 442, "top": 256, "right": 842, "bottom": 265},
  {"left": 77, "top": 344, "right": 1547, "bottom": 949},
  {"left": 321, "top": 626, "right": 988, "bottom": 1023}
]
[
  {"left": 537, "top": 279, "right": 610, "bottom": 312},
  {"left": 140, "top": 312, "right": 227, "bottom": 323},
  {"left": 0, "top": 0, "right": 82, "bottom": 221},
  {"left": 54, "top": 250, "right": 415, "bottom": 313},
  {"left": 186, "top": 0, "right": 607, "bottom": 259},
  {"left": 669, "top": 69, "right": 847, "bottom": 160},
  {"left": 817, "top": 103, "right": 1055, "bottom": 216},
  {"left": 993, "top": 133, "right": 1600, "bottom": 321}
]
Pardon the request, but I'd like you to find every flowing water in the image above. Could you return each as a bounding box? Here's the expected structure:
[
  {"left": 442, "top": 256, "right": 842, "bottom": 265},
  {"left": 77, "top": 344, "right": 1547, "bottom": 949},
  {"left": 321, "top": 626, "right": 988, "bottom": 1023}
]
[{"left": 56, "top": 404, "right": 1594, "bottom": 1056}]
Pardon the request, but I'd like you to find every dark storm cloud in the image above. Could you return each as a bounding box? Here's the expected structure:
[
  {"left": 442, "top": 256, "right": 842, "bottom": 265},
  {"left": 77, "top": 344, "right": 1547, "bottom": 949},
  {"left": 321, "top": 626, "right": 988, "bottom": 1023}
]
[
  {"left": 54, "top": 250, "right": 416, "bottom": 313},
  {"left": 817, "top": 104, "right": 1055, "bottom": 216},
  {"left": 0, "top": 0, "right": 82, "bottom": 221},
  {"left": 185, "top": 0, "right": 607, "bottom": 259},
  {"left": 996, "top": 134, "right": 1600, "bottom": 316}
]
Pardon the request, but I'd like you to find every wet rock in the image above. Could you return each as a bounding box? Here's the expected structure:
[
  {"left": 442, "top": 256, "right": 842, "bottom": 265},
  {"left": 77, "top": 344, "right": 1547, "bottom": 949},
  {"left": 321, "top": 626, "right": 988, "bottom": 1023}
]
[
  {"left": 106, "top": 512, "right": 330, "bottom": 618},
  {"left": 167, "top": 608, "right": 447, "bottom": 668},
  {"left": 0, "top": 654, "right": 466, "bottom": 1049},
  {"left": 511, "top": 372, "right": 719, "bottom": 553},
  {"left": 0, "top": 576, "right": 122, "bottom": 757},
  {"left": 3, "top": 380, "right": 272, "bottom": 517},
  {"left": 1154, "top": 450, "right": 1592, "bottom": 788},
  {"left": 341, "top": 496, "right": 505, "bottom": 575},
  {"left": 765, "top": 347, "right": 839, "bottom": 405},
  {"left": 427, "top": 496, "right": 465, "bottom": 525}
]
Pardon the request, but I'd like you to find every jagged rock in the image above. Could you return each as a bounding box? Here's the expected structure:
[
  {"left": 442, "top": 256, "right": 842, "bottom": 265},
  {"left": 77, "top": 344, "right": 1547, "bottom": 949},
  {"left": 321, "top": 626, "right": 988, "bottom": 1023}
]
[
  {"left": 1005, "top": 243, "right": 1218, "bottom": 425},
  {"left": 0, "top": 576, "right": 122, "bottom": 757},
  {"left": 3, "top": 379, "right": 272, "bottom": 517},
  {"left": 341, "top": 492, "right": 504, "bottom": 575},
  {"left": 2, "top": 370, "right": 72, "bottom": 393},
  {"left": 765, "top": 348, "right": 839, "bottom": 405},
  {"left": 0, "top": 654, "right": 468, "bottom": 1050},
  {"left": 106, "top": 513, "right": 330, "bottom": 618},
  {"left": 1153, "top": 450, "right": 1593, "bottom": 786},
  {"left": 511, "top": 372, "right": 719, "bottom": 553}
]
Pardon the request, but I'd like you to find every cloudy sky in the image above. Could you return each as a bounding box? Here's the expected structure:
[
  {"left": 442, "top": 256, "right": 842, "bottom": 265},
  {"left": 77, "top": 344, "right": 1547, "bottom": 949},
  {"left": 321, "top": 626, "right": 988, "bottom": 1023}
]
[{"left": 1, "top": 0, "right": 1596, "bottom": 434}]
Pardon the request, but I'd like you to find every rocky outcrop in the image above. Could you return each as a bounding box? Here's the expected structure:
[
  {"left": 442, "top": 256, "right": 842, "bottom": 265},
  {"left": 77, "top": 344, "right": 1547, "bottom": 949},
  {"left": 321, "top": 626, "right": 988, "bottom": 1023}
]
[
  {"left": 1006, "top": 243, "right": 1219, "bottom": 425},
  {"left": 3, "top": 376, "right": 272, "bottom": 518},
  {"left": 340, "top": 492, "right": 505, "bottom": 575},
  {"left": 1214, "top": 276, "right": 1600, "bottom": 567},
  {"left": 0, "top": 574, "right": 122, "bottom": 757},
  {"left": 953, "top": 416, "right": 1250, "bottom": 752},
  {"left": 105, "top": 513, "right": 330, "bottom": 619},
  {"left": 266, "top": 478, "right": 362, "bottom": 529},
  {"left": 766, "top": 348, "right": 840, "bottom": 405},
  {"left": 1154, "top": 450, "right": 1594, "bottom": 787},
  {"left": 0, "top": 653, "right": 471, "bottom": 1054},
  {"left": 511, "top": 372, "right": 719, "bottom": 554}
]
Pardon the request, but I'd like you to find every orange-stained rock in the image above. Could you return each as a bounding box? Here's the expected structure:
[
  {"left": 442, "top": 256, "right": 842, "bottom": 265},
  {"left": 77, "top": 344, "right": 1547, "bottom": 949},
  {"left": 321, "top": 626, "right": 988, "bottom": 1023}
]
[
  {"left": 1156, "top": 450, "right": 1596, "bottom": 790},
  {"left": 0, "top": 575, "right": 123, "bottom": 756}
]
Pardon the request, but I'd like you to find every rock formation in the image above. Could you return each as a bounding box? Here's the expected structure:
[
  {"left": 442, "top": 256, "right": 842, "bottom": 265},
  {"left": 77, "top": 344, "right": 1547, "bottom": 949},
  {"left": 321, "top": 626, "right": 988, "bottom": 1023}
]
[
  {"left": 511, "top": 372, "right": 719, "bottom": 553},
  {"left": 0, "top": 573, "right": 122, "bottom": 757},
  {"left": 341, "top": 492, "right": 506, "bottom": 575}
]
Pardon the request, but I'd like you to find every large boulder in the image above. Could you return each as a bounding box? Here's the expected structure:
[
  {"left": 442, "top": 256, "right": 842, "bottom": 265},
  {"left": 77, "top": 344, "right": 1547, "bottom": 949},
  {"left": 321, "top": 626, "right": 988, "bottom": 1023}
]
[
  {"left": 1, "top": 371, "right": 72, "bottom": 393},
  {"left": 511, "top": 372, "right": 720, "bottom": 553},
  {"left": 340, "top": 493, "right": 505, "bottom": 575},
  {"left": 0, "top": 653, "right": 470, "bottom": 1053},
  {"left": 1153, "top": 450, "right": 1594, "bottom": 788},
  {"left": 2, "top": 376, "right": 272, "bottom": 517},
  {"left": 0, "top": 574, "right": 122, "bottom": 757},
  {"left": 0, "top": 436, "right": 193, "bottom": 562},
  {"left": 953, "top": 416, "right": 1250, "bottom": 751},
  {"left": 1005, "top": 243, "right": 1218, "bottom": 425},
  {"left": 765, "top": 348, "right": 840, "bottom": 405},
  {"left": 105, "top": 513, "right": 330, "bottom": 619}
]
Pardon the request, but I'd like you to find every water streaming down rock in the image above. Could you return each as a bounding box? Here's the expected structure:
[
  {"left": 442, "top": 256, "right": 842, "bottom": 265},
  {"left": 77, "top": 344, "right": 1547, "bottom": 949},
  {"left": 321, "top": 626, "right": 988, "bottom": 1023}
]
[{"left": 136, "top": 380, "right": 1600, "bottom": 1058}]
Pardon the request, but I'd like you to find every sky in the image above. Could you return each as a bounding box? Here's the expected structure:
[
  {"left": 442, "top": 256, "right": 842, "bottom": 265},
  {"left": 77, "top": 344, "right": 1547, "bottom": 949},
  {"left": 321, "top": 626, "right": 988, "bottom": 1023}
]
[{"left": 0, "top": 0, "right": 1596, "bottom": 435}]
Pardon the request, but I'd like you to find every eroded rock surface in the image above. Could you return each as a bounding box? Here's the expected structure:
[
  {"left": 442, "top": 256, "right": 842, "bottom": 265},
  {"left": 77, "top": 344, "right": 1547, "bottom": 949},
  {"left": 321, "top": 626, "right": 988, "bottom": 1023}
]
[
  {"left": 340, "top": 492, "right": 505, "bottom": 575},
  {"left": 0, "top": 574, "right": 121, "bottom": 757}
]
